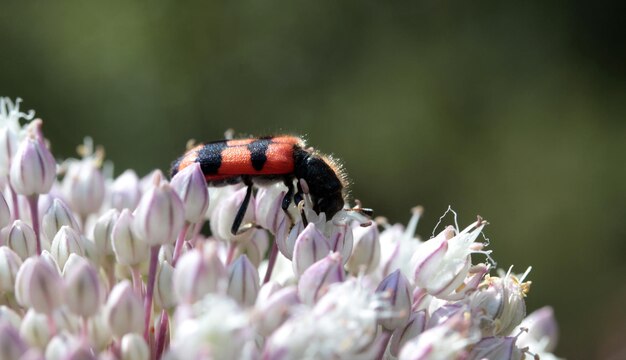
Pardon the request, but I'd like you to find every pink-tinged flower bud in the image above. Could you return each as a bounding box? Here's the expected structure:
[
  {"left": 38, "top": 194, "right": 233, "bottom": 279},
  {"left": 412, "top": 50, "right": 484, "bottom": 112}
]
[
  {"left": 292, "top": 223, "right": 331, "bottom": 277},
  {"left": 63, "top": 157, "right": 105, "bottom": 217},
  {"left": 92, "top": 208, "right": 119, "bottom": 258},
  {"left": 45, "top": 332, "right": 80, "bottom": 360},
  {"left": 64, "top": 255, "right": 102, "bottom": 317},
  {"left": 50, "top": 226, "right": 84, "bottom": 269},
  {"left": 346, "top": 222, "right": 380, "bottom": 275},
  {"left": 0, "top": 305, "right": 22, "bottom": 329},
  {"left": 227, "top": 255, "right": 260, "bottom": 307},
  {"left": 256, "top": 281, "right": 283, "bottom": 304},
  {"left": 398, "top": 320, "right": 472, "bottom": 360},
  {"left": 517, "top": 306, "right": 559, "bottom": 353},
  {"left": 133, "top": 175, "right": 185, "bottom": 246},
  {"left": 239, "top": 228, "right": 269, "bottom": 267},
  {"left": 105, "top": 280, "right": 144, "bottom": 338},
  {"left": 9, "top": 120, "right": 56, "bottom": 196},
  {"left": 255, "top": 184, "right": 290, "bottom": 236},
  {"left": 467, "top": 336, "right": 524, "bottom": 360},
  {"left": 412, "top": 219, "right": 486, "bottom": 299},
  {"left": 170, "top": 162, "right": 209, "bottom": 224},
  {"left": 0, "top": 192, "right": 11, "bottom": 229},
  {"left": 87, "top": 312, "right": 112, "bottom": 352},
  {"left": 0, "top": 322, "right": 28, "bottom": 359},
  {"left": 155, "top": 260, "right": 176, "bottom": 310},
  {"left": 173, "top": 245, "right": 226, "bottom": 304},
  {"left": 379, "top": 207, "right": 423, "bottom": 278},
  {"left": 19, "top": 309, "right": 51, "bottom": 349},
  {"left": 0, "top": 246, "right": 23, "bottom": 293},
  {"left": 328, "top": 222, "right": 353, "bottom": 266},
  {"left": 111, "top": 209, "right": 149, "bottom": 267},
  {"left": 298, "top": 252, "right": 344, "bottom": 305},
  {"left": 15, "top": 257, "right": 63, "bottom": 314},
  {"left": 469, "top": 270, "right": 530, "bottom": 336},
  {"left": 42, "top": 198, "right": 81, "bottom": 243},
  {"left": 376, "top": 269, "right": 413, "bottom": 331},
  {"left": 40, "top": 249, "right": 61, "bottom": 274},
  {"left": 210, "top": 186, "right": 256, "bottom": 242},
  {"left": 254, "top": 286, "right": 299, "bottom": 337},
  {"left": 110, "top": 169, "right": 141, "bottom": 211},
  {"left": 159, "top": 244, "right": 174, "bottom": 263},
  {"left": 387, "top": 311, "right": 427, "bottom": 358},
  {"left": 6, "top": 220, "right": 37, "bottom": 260},
  {"left": 428, "top": 303, "right": 466, "bottom": 328},
  {"left": 121, "top": 333, "right": 149, "bottom": 360}
]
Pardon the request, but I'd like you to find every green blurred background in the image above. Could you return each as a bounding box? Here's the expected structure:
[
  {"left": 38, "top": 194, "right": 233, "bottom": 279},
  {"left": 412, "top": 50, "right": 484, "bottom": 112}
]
[{"left": 1, "top": 1, "right": 625, "bottom": 358}]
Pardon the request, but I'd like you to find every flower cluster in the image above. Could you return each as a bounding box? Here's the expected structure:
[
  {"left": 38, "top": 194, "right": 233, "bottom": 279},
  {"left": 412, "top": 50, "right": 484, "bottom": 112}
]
[{"left": 0, "top": 97, "right": 561, "bottom": 360}]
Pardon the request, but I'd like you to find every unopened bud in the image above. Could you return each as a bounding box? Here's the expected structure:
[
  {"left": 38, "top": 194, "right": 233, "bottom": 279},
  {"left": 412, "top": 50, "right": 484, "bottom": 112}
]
[
  {"left": 254, "top": 286, "right": 299, "bottom": 336},
  {"left": 0, "top": 322, "right": 27, "bottom": 359},
  {"left": 388, "top": 311, "right": 427, "bottom": 357},
  {"left": 121, "top": 333, "right": 149, "bottom": 360},
  {"left": 210, "top": 186, "right": 255, "bottom": 242},
  {"left": 6, "top": 220, "right": 37, "bottom": 260},
  {"left": 9, "top": 120, "right": 56, "bottom": 196},
  {"left": 467, "top": 336, "right": 524, "bottom": 360},
  {"left": 298, "top": 252, "right": 344, "bottom": 305},
  {"left": 134, "top": 176, "right": 184, "bottom": 246},
  {"left": 170, "top": 162, "right": 209, "bottom": 224},
  {"left": 111, "top": 209, "right": 149, "bottom": 267},
  {"left": 50, "top": 226, "right": 84, "bottom": 269},
  {"left": 110, "top": 169, "right": 141, "bottom": 211},
  {"left": 346, "top": 222, "right": 380, "bottom": 275},
  {"left": 105, "top": 281, "right": 144, "bottom": 338},
  {"left": 42, "top": 199, "right": 81, "bottom": 243},
  {"left": 292, "top": 223, "right": 331, "bottom": 277},
  {"left": 155, "top": 260, "right": 176, "bottom": 310},
  {"left": 173, "top": 246, "right": 226, "bottom": 304},
  {"left": 227, "top": 255, "right": 260, "bottom": 307},
  {"left": 64, "top": 255, "right": 102, "bottom": 317},
  {"left": 92, "top": 208, "right": 120, "bottom": 257},
  {"left": 375, "top": 269, "right": 413, "bottom": 331},
  {"left": 63, "top": 157, "right": 105, "bottom": 217},
  {"left": 15, "top": 257, "right": 63, "bottom": 314},
  {"left": 0, "top": 246, "right": 23, "bottom": 293}
]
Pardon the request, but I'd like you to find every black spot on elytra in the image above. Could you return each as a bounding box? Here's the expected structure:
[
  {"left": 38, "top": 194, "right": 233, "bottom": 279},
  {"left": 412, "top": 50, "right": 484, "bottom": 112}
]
[
  {"left": 248, "top": 139, "right": 270, "bottom": 171},
  {"left": 197, "top": 141, "right": 228, "bottom": 174}
]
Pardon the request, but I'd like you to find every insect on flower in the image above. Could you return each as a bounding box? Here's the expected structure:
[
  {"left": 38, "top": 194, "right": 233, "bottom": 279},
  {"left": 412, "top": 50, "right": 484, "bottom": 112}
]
[{"left": 170, "top": 135, "right": 371, "bottom": 234}]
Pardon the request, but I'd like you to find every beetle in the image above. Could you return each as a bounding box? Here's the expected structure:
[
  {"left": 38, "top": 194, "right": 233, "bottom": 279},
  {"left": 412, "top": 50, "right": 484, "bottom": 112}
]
[{"left": 171, "top": 135, "right": 359, "bottom": 234}]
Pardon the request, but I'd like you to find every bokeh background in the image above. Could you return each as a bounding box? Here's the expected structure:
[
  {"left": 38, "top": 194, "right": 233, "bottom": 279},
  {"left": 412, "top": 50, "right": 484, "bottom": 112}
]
[{"left": 1, "top": 1, "right": 625, "bottom": 358}]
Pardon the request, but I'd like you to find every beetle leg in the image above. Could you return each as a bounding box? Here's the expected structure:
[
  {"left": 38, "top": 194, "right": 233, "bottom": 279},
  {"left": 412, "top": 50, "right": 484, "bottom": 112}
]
[{"left": 231, "top": 177, "right": 253, "bottom": 235}]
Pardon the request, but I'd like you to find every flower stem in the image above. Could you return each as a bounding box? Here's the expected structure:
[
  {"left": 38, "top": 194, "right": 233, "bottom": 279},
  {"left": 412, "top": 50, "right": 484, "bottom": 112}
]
[
  {"left": 155, "top": 310, "right": 169, "bottom": 359},
  {"left": 26, "top": 194, "right": 41, "bottom": 255},
  {"left": 131, "top": 265, "right": 143, "bottom": 296},
  {"left": 144, "top": 245, "right": 159, "bottom": 340},
  {"left": 263, "top": 241, "right": 279, "bottom": 284},
  {"left": 172, "top": 222, "right": 190, "bottom": 267}
]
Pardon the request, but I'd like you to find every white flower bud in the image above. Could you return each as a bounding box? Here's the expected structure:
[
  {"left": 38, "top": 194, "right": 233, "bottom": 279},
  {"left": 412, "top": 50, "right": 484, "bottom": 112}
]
[
  {"left": 111, "top": 209, "right": 149, "bottom": 267},
  {"left": 387, "top": 311, "right": 427, "bottom": 358},
  {"left": 0, "top": 192, "right": 11, "bottom": 229},
  {"left": 45, "top": 332, "right": 80, "bottom": 360},
  {"left": 170, "top": 162, "right": 209, "bottom": 224},
  {"left": 64, "top": 255, "right": 102, "bottom": 317},
  {"left": 121, "top": 333, "right": 149, "bottom": 360},
  {"left": 298, "top": 252, "right": 345, "bottom": 305},
  {"left": 92, "top": 209, "right": 119, "bottom": 258},
  {"left": 0, "top": 246, "right": 23, "bottom": 293},
  {"left": 278, "top": 219, "right": 304, "bottom": 260},
  {"left": 227, "top": 255, "right": 260, "bottom": 307},
  {"left": 0, "top": 121, "right": 19, "bottom": 178},
  {"left": 63, "top": 158, "right": 105, "bottom": 217},
  {"left": 346, "top": 222, "right": 380, "bottom": 275},
  {"left": 9, "top": 120, "right": 56, "bottom": 196},
  {"left": 105, "top": 281, "right": 144, "bottom": 338},
  {"left": 42, "top": 199, "right": 81, "bottom": 244},
  {"left": 210, "top": 186, "right": 255, "bottom": 243},
  {"left": 375, "top": 269, "right": 413, "bottom": 331},
  {"left": 517, "top": 306, "right": 559, "bottom": 353},
  {"left": 39, "top": 249, "right": 61, "bottom": 274},
  {"left": 0, "top": 305, "right": 22, "bottom": 329},
  {"left": 20, "top": 309, "right": 51, "bottom": 349},
  {"left": 0, "top": 322, "right": 27, "bottom": 359},
  {"left": 292, "top": 223, "right": 331, "bottom": 277},
  {"left": 87, "top": 312, "right": 113, "bottom": 352},
  {"left": 6, "top": 220, "right": 37, "bottom": 260},
  {"left": 255, "top": 183, "right": 290, "bottom": 235},
  {"left": 155, "top": 260, "right": 176, "bottom": 310},
  {"left": 173, "top": 245, "right": 226, "bottom": 304},
  {"left": 110, "top": 169, "right": 141, "bottom": 211},
  {"left": 254, "top": 286, "right": 299, "bottom": 336},
  {"left": 15, "top": 256, "right": 63, "bottom": 314},
  {"left": 328, "top": 222, "right": 353, "bottom": 266},
  {"left": 50, "top": 226, "right": 84, "bottom": 269},
  {"left": 134, "top": 175, "right": 184, "bottom": 246},
  {"left": 238, "top": 228, "right": 269, "bottom": 267}
]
